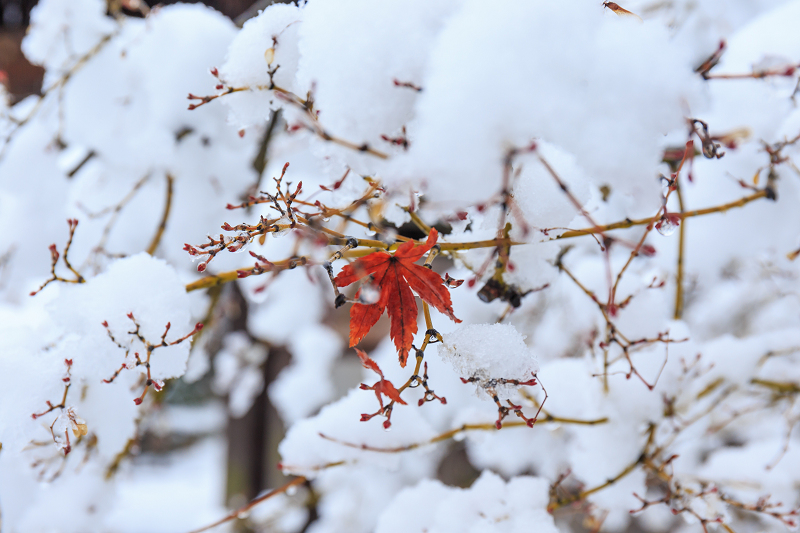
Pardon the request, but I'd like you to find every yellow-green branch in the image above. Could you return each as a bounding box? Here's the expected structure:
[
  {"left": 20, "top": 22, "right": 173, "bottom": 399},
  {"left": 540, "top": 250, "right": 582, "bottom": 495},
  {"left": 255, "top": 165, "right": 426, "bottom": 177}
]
[
  {"left": 184, "top": 237, "right": 522, "bottom": 292},
  {"left": 674, "top": 179, "right": 687, "bottom": 319},
  {"left": 751, "top": 378, "right": 800, "bottom": 394},
  {"left": 557, "top": 190, "right": 768, "bottom": 240},
  {"left": 146, "top": 174, "right": 174, "bottom": 256},
  {"left": 319, "top": 414, "right": 609, "bottom": 454}
]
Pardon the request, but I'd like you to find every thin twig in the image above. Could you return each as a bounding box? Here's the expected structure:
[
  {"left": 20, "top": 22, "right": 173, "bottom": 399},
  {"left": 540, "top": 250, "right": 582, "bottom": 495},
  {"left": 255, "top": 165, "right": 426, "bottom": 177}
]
[
  {"left": 319, "top": 413, "right": 609, "bottom": 454},
  {"left": 674, "top": 177, "right": 686, "bottom": 319},
  {"left": 186, "top": 476, "right": 307, "bottom": 533},
  {"left": 146, "top": 174, "right": 174, "bottom": 255},
  {"left": 556, "top": 190, "right": 768, "bottom": 240}
]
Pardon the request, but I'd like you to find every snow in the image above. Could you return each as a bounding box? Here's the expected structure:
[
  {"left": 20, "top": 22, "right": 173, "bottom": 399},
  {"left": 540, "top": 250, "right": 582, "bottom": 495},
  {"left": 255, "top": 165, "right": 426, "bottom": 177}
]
[
  {"left": 439, "top": 323, "right": 539, "bottom": 397},
  {"left": 296, "top": 0, "right": 463, "bottom": 166},
  {"left": 51, "top": 253, "right": 195, "bottom": 382},
  {"left": 212, "top": 331, "right": 269, "bottom": 417},
  {"left": 4, "top": 0, "right": 800, "bottom": 531},
  {"left": 220, "top": 3, "right": 304, "bottom": 128},
  {"left": 278, "top": 387, "right": 439, "bottom": 477},
  {"left": 270, "top": 323, "right": 343, "bottom": 422},
  {"left": 375, "top": 471, "right": 558, "bottom": 533},
  {"left": 388, "top": 0, "right": 703, "bottom": 208},
  {"left": 103, "top": 438, "right": 230, "bottom": 533}
]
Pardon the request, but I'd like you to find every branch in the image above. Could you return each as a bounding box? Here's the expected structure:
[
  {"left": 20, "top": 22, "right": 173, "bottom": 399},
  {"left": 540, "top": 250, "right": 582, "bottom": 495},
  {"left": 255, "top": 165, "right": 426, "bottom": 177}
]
[
  {"left": 146, "top": 174, "right": 174, "bottom": 255},
  {"left": 674, "top": 176, "right": 687, "bottom": 319},
  {"left": 318, "top": 413, "right": 608, "bottom": 454},
  {"left": 556, "top": 189, "right": 768, "bottom": 240},
  {"left": 185, "top": 255, "right": 309, "bottom": 292},
  {"left": 185, "top": 476, "right": 307, "bottom": 533},
  {"left": 30, "top": 219, "right": 85, "bottom": 296},
  {"left": 184, "top": 237, "right": 523, "bottom": 292},
  {"left": 704, "top": 64, "right": 799, "bottom": 80},
  {"left": 751, "top": 378, "right": 800, "bottom": 395}
]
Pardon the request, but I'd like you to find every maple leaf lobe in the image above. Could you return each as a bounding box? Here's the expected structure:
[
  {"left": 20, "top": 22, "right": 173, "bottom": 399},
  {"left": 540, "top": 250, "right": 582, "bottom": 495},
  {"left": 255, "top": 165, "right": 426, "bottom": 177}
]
[{"left": 336, "top": 229, "right": 460, "bottom": 366}]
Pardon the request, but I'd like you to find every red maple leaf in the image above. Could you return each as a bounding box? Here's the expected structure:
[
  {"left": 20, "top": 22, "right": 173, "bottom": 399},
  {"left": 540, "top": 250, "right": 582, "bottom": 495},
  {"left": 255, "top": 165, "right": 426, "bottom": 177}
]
[
  {"left": 335, "top": 228, "right": 461, "bottom": 366},
  {"left": 356, "top": 348, "right": 406, "bottom": 418}
]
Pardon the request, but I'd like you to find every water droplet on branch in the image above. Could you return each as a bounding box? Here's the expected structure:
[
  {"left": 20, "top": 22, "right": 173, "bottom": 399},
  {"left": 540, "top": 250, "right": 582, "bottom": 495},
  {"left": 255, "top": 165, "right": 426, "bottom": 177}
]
[{"left": 655, "top": 216, "right": 679, "bottom": 236}]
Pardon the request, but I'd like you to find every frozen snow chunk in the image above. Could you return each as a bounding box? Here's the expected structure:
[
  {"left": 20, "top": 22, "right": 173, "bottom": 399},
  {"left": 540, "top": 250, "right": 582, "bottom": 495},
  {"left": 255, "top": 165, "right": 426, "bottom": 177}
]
[
  {"left": 61, "top": 4, "right": 238, "bottom": 171},
  {"left": 50, "top": 406, "right": 88, "bottom": 455},
  {"left": 220, "top": 3, "right": 303, "bottom": 127},
  {"left": 375, "top": 471, "right": 557, "bottom": 533},
  {"left": 439, "top": 323, "right": 539, "bottom": 398}
]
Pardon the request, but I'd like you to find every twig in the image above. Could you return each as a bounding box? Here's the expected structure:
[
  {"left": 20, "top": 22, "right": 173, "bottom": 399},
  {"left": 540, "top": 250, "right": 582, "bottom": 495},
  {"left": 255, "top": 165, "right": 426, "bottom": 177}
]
[
  {"left": 704, "top": 64, "right": 799, "bottom": 80},
  {"left": 186, "top": 476, "right": 307, "bottom": 533},
  {"left": 30, "top": 219, "right": 85, "bottom": 296},
  {"left": 102, "top": 314, "right": 202, "bottom": 405},
  {"left": 184, "top": 237, "right": 523, "bottom": 292},
  {"left": 319, "top": 412, "right": 609, "bottom": 454},
  {"left": 556, "top": 190, "right": 768, "bottom": 240},
  {"left": 80, "top": 172, "right": 151, "bottom": 262},
  {"left": 674, "top": 175, "right": 686, "bottom": 319},
  {"left": 146, "top": 174, "right": 174, "bottom": 255}
]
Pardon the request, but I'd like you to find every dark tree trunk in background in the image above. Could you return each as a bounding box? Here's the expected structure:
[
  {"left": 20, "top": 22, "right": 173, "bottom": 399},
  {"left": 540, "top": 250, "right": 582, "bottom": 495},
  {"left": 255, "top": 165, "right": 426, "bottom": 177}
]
[{"left": 221, "top": 284, "right": 289, "bottom": 510}]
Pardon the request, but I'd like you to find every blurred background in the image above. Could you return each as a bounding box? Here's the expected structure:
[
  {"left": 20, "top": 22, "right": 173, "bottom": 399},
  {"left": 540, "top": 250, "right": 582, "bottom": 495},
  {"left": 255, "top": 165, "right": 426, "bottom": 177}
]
[
  {"left": 1, "top": 4, "right": 477, "bottom": 529},
  {"left": 0, "top": 0, "right": 279, "bottom": 101},
  {"left": 0, "top": 3, "right": 345, "bottom": 530}
]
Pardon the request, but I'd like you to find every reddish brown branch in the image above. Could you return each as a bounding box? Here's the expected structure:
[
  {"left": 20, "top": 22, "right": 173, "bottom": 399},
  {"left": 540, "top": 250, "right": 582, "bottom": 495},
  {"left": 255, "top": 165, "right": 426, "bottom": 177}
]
[{"left": 30, "top": 219, "right": 85, "bottom": 296}]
